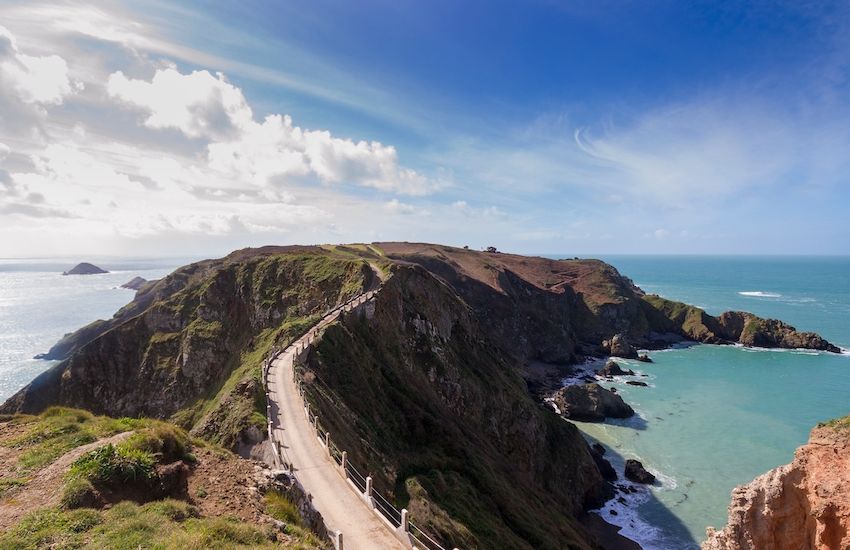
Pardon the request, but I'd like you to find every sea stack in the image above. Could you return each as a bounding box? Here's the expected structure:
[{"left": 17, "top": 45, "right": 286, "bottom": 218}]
[{"left": 62, "top": 262, "right": 108, "bottom": 275}]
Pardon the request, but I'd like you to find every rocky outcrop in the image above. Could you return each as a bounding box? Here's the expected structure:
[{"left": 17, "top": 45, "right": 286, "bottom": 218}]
[
  {"left": 637, "top": 353, "right": 653, "bottom": 363},
  {"left": 716, "top": 311, "right": 841, "bottom": 353},
  {"left": 597, "top": 360, "right": 634, "bottom": 377},
  {"left": 63, "top": 262, "right": 108, "bottom": 275},
  {"left": 703, "top": 419, "right": 850, "bottom": 550},
  {"left": 641, "top": 295, "right": 840, "bottom": 353},
  {"left": 121, "top": 276, "right": 149, "bottom": 290},
  {"left": 551, "top": 383, "right": 635, "bottom": 421},
  {"left": 624, "top": 459, "right": 655, "bottom": 484},
  {"left": 603, "top": 333, "right": 638, "bottom": 359}
]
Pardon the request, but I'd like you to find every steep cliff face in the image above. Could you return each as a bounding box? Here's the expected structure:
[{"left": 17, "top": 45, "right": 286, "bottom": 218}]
[
  {"left": 703, "top": 417, "right": 850, "bottom": 550},
  {"left": 303, "top": 265, "right": 607, "bottom": 549},
  {"left": 376, "top": 243, "right": 840, "bottom": 359},
  {"left": 2, "top": 243, "right": 841, "bottom": 550},
  {"left": 2, "top": 248, "right": 373, "bottom": 450}
]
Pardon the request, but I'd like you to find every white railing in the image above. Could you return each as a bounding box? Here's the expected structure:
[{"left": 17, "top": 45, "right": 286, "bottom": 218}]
[{"left": 263, "top": 288, "right": 459, "bottom": 550}]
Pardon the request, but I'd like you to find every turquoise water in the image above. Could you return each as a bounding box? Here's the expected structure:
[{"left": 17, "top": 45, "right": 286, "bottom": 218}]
[
  {"left": 572, "top": 256, "right": 850, "bottom": 548},
  {"left": 1, "top": 255, "right": 848, "bottom": 547},
  {"left": 0, "top": 259, "right": 188, "bottom": 401}
]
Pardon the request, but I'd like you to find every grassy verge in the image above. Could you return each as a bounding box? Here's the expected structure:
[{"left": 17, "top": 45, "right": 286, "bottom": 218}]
[
  {"left": 1, "top": 408, "right": 150, "bottom": 473},
  {"left": 0, "top": 499, "right": 303, "bottom": 550},
  {"left": 263, "top": 491, "right": 328, "bottom": 548}
]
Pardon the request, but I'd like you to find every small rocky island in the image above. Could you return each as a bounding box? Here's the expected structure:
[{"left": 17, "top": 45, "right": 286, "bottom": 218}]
[
  {"left": 62, "top": 262, "right": 108, "bottom": 275},
  {"left": 120, "top": 276, "right": 148, "bottom": 290}
]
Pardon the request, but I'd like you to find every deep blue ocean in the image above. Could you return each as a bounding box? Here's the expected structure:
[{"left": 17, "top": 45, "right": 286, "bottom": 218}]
[{"left": 1, "top": 255, "right": 848, "bottom": 548}]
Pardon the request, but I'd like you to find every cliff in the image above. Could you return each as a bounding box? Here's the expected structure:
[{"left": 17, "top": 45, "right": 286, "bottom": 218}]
[
  {"left": 2, "top": 243, "right": 840, "bottom": 549},
  {"left": 302, "top": 265, "right": 607, "bottom": 549},
  {"left": 703, "top": 416, "right": 850, "bottom": 550}
]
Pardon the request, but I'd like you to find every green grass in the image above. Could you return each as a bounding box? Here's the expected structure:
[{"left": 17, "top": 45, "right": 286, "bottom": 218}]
[
  {"left": 68, "top": 443, "right": 157, "bottom": 485},
  {"left": 263, "top": 491, "right": 327, "bottom": 547},
  {"left": 819, "top": 414, "right": 850, "bottom": 430},
  {"left": 2, "top": 408, "right": 149, "bottom": 473},
  {"left": 59, "top": 423, "right": 195, "bottom": 508},
  {"left": 0, "top": 499, "right": 315, "bottom": 550}
]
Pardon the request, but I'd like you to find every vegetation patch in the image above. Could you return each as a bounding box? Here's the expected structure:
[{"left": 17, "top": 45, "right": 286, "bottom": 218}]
[
  {"left": 0, "top": 499, "right": 310, "bottom": 550},
  {"left": 2, "top": 407, "right": 148, "bottom": 473},
  {"left": 263, "top": 491, "right": 327, "bottom": 547}
]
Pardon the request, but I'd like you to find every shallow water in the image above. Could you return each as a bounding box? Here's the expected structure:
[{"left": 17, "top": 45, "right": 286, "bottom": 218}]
[
  {"left": 569, "top": 256, "right": 850, "bottom": 548},
  {"left": 1, "top": 255, "right": 848, "bottom": 547}
]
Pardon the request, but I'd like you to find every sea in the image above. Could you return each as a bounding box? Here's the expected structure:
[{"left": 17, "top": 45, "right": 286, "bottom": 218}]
[
  {"left": 0, "top": 255, "right": 848, "bottom": 548},
  {"left": 0, "top": 258, "right": 191, "bottom": 401},
  {"left": 572, "top": 255, "right": 850, "bottom": 549}
]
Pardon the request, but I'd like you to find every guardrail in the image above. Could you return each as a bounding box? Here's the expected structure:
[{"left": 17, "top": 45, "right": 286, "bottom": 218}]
[{"left": 262, "top": 289, "right": 459, "bottom": 550}]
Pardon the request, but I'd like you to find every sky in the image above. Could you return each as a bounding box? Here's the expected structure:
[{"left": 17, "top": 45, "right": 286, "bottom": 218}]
[{"left": 1, "top": 0, "right": 850, "bottom": 258}]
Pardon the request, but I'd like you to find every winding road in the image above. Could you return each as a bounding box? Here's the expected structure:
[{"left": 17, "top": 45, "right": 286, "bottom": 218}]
[{"left": 266, "top": 290, "right": 406, "bottom": 550}]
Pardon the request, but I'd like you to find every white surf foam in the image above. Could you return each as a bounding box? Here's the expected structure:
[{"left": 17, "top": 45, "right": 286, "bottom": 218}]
[
  {"left": 738, "top": 291, "right": 781, "bottom": 298},
  {"left": 594, "top": 481, "right": 691, "bottom": 550}
]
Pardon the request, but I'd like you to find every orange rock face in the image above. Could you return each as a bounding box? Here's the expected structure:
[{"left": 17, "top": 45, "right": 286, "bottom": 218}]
[{"left": 703, "top": 425, "right": 850, "bottom": 550}]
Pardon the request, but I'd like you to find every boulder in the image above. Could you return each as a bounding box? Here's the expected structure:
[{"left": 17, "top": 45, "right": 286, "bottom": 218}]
[
  {"left": 550, "top": 383, "right": 635, "bottom": 422},
  {"left": 603, "top": 333, "right": 638, "bottom": 359},
  {"left": 626, "top": 380, "right": 649, "bottom": 387},
  {"left": 637, "top": 354, "right": 653, "bottom": 363},
  {"left": 591, "top": 442, "right": 606, "bottom": 456},
  {"left": 62, "top": 262, "right": 108, "bottom": 275},
  {"left": 598, "top": 360, "right": 634, "bottom": 377},
  {"left": 624, "top": 459, "right": 655, "bottom": 484}
]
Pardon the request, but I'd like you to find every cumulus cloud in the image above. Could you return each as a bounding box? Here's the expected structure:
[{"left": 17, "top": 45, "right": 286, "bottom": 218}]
[
  {"left": 108, "top": 67, "right": 441, "bottom": 195},
  {"left": 0, "top": 24, "right": 80, "bottom": 105},
  {"left": 107, "top": 68, "right": 252, "bottom": 139}
]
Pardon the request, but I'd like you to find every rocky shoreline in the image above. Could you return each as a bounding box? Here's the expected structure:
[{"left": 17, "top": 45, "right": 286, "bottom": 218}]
[
  {"left": 4, "top": 243, "right": 843, "bottom": 550},
  {"left": 703, "top": 417, "right": 850, "bottom": 550}
]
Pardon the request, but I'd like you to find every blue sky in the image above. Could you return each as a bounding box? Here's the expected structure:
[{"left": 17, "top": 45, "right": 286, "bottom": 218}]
[{"left": 1, "top": 1, "right": 849, "bottom": 256}]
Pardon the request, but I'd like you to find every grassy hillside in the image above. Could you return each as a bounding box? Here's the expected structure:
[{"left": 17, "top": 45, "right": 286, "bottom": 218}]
[{"left": 0, "top": 408, "right": 325, "bottom": 550}]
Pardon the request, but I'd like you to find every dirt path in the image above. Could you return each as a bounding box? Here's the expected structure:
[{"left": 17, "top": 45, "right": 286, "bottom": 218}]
[
  {"left": 268, "top": 290, "right": 406, "bottom": 550},
  {"left": 0, "top": 431, "right": 133, "bottom": 529}
]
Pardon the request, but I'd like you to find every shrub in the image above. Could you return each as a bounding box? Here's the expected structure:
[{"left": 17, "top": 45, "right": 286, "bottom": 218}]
[
  {"left": 68, "top": 443, "right": 156, "bottom": 485},
  {"left": 124, "top": 424, "right": 192, "bottom": 463}
]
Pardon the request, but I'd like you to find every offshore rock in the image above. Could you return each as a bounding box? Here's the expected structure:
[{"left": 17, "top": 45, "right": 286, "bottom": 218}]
[
  {"left": 624, "top": 459, "right": 655, "bottom": 484},
  {"left": 597, "top": 360, "right": 634, "bottom": 377},
  {"left": 551, "top": 383, "right": 635, "bottom": 422}
]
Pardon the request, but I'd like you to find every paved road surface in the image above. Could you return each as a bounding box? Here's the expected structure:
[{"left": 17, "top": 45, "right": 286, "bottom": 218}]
[{"left": 267, "top": 291, "right": 405, "bottom": 550}]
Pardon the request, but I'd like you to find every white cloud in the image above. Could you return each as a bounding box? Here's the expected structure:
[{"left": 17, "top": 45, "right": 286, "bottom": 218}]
[
  {"left": 108, "top": 68, "right": 252, "bottom": 139},
  {"left": 107, "top": 67, "right": 441, "bottom": 195},
  {"left": 384, "top": 199, "right": 417, "bottom": 214},
  {"left": 0, "top": 24, "right": 80, "bottom": 105}
]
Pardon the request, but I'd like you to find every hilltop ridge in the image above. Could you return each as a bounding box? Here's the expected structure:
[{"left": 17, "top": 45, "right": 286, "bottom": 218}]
[{"left": 1, "top": 242, "right": 839, "bottom": 549}]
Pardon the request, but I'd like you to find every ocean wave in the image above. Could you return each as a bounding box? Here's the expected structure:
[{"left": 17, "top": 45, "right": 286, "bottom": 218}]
[
  {"left": 594, "top": 481, "right": 691, "bottom": 550},
  {"left": 738, "top": 291, "right": 782, "bottom": 298},
  {"left": 734, "top": 343, "right": 850, "bottom": 357}
]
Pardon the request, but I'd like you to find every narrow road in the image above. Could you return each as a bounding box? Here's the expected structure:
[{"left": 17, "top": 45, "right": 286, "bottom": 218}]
[{"left": 267, "top": 290, "right": 405, "bottom": 550}]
